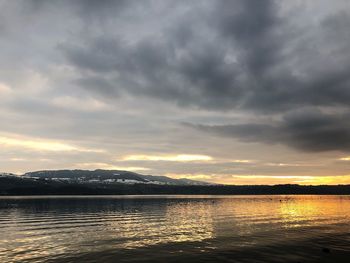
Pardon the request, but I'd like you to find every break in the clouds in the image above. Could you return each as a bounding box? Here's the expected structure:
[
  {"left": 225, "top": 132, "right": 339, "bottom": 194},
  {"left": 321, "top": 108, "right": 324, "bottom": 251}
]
[{"left": 1, "top": 0, "right": 350, "bottom": 184}]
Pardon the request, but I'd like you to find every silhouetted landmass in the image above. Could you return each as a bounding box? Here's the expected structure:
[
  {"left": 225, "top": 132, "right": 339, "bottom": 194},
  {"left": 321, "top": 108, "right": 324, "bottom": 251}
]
[
  {"left": 21, "top": 169, "right": 212, "bottom": 186},
  {"left": 1, "top": 172, "right": 350, "bottom": 195}
]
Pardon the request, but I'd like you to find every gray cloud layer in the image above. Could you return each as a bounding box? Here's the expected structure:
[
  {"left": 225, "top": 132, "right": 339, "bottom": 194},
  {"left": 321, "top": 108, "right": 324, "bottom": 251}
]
[
  {"left": 57, "top": 0, "right": 350, "bottom": 152},
  {"left": 1, "top": 0, "right": 350, "bottom": 178},
  {"left": 189, "top": 110, "right": 350, "bottom": 152},
  {"left": 56, "top": 0, "right": 350, "bottom": 109}
]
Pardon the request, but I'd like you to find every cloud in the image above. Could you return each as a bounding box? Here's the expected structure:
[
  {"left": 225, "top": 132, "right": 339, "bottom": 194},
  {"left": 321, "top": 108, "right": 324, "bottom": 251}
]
[
  {"left": 166, "top": 173, "right": 350, "bottom": 185},
  {"left": 1, "top": 0, "right": 350, "bottom": 179},
  {"left": 52, "top": 0, "right": 350, "bottom": 154},
  {"left": 0, "top": 83, "right": 12, "bottom": 95},
  {"left": 52, "top": 96, "right": 111, "bottom": 112},
  {"left": 56, "top": 0, "right": 350, "bottom": 112},
  {"left": 165, "top": 173, "right": 212, "bottom": 181},
  {"left": 231, "top": 160, "right": 254, "bottom": 163},
  {"left": 58, "top": 0, "right": 273, "bottom": 110},
  {"left": 3, "top": 0, "right": 350, "bottom": 114},
  {"left": 0, "top": 134, "right": 103, "bottom": 152},
  {"left": 123, "top": 154, "right": 213, "bottom": 162},
  {"left": 189, "top": 109, "right": 350, "bottom": 152},
  {"left": 74, "top": 162, "right": 150, "bottom": 172}
]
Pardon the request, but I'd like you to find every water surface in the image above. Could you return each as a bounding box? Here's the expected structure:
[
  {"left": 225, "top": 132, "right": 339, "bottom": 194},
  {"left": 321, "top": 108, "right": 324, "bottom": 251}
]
[{"left": 1, "top": 195, "right": 350, "bottom": 262}]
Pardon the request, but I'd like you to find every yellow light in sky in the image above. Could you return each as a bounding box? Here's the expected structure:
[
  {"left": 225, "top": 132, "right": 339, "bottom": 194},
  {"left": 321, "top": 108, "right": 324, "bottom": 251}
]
[
  {"left": 0, "top": 135, "right": 101, "bottom": 152},
  {"left": 231, "top": 175, "right": 350, "bottom": 185},
  {"left": 231, "top": 159, "right": 253, "bottom": 163},
  {"left": 165, "top": 173, "right": 213, "bottom": 180},
  {"left": 76, "top": 162, "right": 150, "bottom": 171},
  {"left": 0, "top": 83, "right": 12, "bottom": 94},
  {"left": 340, "top": 157, "right": 350, "bottom": 161},
  {"left": 165, "top": 173, "right": 350, "bottom": 185},
  {"left": 123, "top": 154, "right": 213, "bottom": 162}
]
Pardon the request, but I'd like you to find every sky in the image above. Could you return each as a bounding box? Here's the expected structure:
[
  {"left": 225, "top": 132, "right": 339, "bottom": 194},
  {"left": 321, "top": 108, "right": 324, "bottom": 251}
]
[{"left": 1, "top": 0, "right": 350, "bottom": 185}]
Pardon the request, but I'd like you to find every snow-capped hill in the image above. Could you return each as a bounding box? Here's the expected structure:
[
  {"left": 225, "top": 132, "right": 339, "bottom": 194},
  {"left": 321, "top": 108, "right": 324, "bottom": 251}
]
[{"left": 23, "top": 169, "right": 212, "bottom": 186}]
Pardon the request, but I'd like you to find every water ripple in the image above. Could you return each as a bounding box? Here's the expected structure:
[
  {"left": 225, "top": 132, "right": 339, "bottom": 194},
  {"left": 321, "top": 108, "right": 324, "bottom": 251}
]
[{"left": 1, "top": 195, "right": 350, "bottom": 262}]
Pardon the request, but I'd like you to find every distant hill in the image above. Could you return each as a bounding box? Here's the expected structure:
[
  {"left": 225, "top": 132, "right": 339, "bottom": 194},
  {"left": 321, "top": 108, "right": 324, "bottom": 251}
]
[
  {"left": 22, "top": 169, "right": 212, "bottom": 186},
  {"left": 2, "top": 170, "right": 350, "bottom": 195}
]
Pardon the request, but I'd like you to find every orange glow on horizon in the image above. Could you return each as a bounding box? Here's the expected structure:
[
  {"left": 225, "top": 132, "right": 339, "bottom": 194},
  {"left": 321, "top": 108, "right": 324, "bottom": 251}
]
[{"left": 165, "top": 173, "right": 350, "bottom": 185}]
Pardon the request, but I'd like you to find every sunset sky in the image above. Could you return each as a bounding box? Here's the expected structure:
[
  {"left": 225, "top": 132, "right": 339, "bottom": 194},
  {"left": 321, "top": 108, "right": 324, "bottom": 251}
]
[{"left": 1, "top": 0, "right": 350, "bottom": 185}]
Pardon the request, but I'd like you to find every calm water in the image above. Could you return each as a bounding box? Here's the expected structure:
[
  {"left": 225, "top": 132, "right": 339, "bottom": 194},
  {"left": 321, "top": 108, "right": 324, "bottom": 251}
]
[{"left": 1, "top": 195, "right": 350, "bottom": 263}]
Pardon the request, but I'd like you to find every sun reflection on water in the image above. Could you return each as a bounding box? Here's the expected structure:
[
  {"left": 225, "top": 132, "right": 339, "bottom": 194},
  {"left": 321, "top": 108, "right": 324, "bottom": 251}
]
[{"left": 1, "top": 196, "right": 350, "bottom": 263}]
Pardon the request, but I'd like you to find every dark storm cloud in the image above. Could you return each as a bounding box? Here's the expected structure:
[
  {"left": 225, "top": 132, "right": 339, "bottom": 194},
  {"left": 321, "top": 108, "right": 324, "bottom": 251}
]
[
  {"left": 59, "top": 0, "right": 256, "bottom": 109},
  {"left": 58, "top": 0, "right": 350, "bottom": 110},
  {"left": 53, "top": 0, "right": 350, "bottom": 152},
  {"left": 25, "top": 0, "right": 127, "bottom": 17},
  {"left": 215, "top": 0, "right": 281, "bottom": 75},
  {"left": 2, "top": 0, "right": 350, "bottom": 155},
  {"left": 190, "top": 110, "right": 350, "bottom": 152},
  {"left": 62, "top": 33, "right": 242, "bottom": 109}
]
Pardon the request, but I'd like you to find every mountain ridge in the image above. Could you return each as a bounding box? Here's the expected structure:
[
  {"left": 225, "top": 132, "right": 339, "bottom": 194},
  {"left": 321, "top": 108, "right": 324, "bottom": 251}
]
[
  {"left": 6, "top": 169, "right": 213, "bottom": 186},
  {"left": 3, "top": 170, "right": 350, "bottom": 196}
]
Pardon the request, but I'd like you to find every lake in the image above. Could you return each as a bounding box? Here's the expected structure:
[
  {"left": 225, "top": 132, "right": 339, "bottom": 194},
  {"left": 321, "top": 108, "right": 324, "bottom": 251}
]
[{"left": 1, "top": 195, "right": 350, "bottom": 262}]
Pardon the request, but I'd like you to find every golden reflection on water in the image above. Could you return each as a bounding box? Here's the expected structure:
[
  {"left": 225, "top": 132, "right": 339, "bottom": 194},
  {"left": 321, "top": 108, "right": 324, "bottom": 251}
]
[
  {"left": 1, "top": 195, "right": 350, "bottom": 263},
  {"left": 278, "top": 196, "right": 350, "bottom": 227},
  {"left": 105, "top": 201, "right": 214, "bottom": 249}
]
